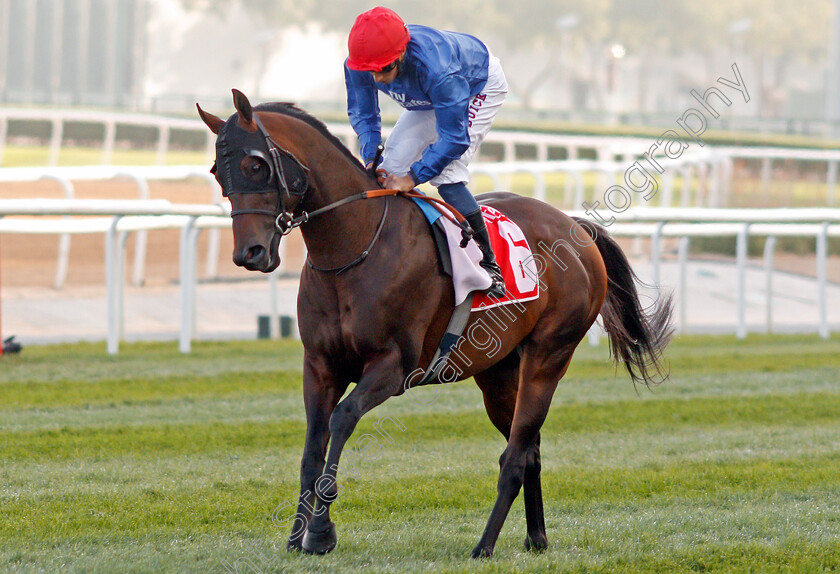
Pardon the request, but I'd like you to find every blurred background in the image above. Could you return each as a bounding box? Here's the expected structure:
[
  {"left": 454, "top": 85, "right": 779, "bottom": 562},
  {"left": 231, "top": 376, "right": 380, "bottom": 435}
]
[{"left": 1, "top": 0, "right": 839, "bottom": 135}]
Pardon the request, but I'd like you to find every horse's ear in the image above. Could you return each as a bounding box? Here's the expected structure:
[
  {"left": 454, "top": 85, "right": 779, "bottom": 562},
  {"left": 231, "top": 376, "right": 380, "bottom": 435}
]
[
  {"left": 196, "top": 103, "right": 224, "bottom": 135},
  {"left": 231, "top": 88, "right": 254, "bottom": 126}
]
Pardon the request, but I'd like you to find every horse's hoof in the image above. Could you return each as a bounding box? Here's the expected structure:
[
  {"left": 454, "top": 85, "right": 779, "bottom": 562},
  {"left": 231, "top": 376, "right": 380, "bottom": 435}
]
[
  {"left": 302, "top": 523, "right": 337, "bottom": 555},
  {"left": 524, "top": 533, "right": 548, "bottom": 552},
  {"left": 286, "top": 538, "right": 303, "bottom": 552},
  {"left": 470, "top": 544, "right": 494, "bottom": 559}
]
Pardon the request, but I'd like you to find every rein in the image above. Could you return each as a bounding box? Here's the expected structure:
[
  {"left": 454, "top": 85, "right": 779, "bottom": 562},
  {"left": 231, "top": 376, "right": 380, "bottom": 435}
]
[
  {"left": 284, "top": 187, "right": 469, "bottom": 230},
  {"left": 300, "top": 188, "right": 471, "bottom": 275}
]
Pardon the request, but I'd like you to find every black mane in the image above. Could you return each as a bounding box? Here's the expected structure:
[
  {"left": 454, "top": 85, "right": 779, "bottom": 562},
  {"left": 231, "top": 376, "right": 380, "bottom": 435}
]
[{"left": 254, "top": 102, "right": 367, "bottom": 174}]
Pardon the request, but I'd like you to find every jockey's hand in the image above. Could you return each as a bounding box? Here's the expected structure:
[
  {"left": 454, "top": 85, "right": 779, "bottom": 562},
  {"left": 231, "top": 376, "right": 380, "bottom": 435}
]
[{"left": 384, "top": 173, "right": 416, "bottom": 192}]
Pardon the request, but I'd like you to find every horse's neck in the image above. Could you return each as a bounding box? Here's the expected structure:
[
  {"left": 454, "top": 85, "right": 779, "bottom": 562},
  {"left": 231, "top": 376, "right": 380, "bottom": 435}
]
[{"left": 299, "top": 145, "right": 383, "bottom": 269}]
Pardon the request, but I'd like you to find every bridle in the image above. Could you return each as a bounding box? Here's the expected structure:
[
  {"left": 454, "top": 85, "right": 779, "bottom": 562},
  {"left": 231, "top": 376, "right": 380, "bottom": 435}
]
[
  {"left": 219, "top": 113, "right": 393, "bottom": 274},
  {"left": 223, "top": 115, "right": 312, "bottom": 236}
]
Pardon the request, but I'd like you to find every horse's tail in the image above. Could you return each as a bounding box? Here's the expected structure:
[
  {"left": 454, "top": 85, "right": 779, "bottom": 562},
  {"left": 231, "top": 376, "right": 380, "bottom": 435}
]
[{"left": 574, "top": 217, "right": 674, "bottom": 387}]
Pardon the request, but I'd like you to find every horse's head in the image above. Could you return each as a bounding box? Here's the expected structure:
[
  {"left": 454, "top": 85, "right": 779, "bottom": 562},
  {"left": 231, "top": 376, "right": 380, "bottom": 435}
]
[{"left": 197, "top": 89, "right": 309, "bottom": 272}]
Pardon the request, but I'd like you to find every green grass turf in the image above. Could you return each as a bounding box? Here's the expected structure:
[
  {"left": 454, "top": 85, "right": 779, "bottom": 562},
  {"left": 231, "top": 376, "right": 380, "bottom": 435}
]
[{"left": 1, "top": 334, "right": 839, "bottom": 573}]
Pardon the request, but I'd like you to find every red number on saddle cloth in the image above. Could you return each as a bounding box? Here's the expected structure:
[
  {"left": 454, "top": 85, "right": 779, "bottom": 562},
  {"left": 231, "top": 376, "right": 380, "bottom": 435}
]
[{"left": 472, "top": 206, "right": 540, "bottom": 311}]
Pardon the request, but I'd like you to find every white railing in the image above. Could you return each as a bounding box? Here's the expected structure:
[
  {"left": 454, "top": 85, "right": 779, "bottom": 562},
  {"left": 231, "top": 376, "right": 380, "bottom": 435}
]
[
  {"left": 0, "top": 165, "right": 222, "bottom": 288},
  {"left": 0, "top": 198, "right": 229, "bottom": 355},
  {"left": 0, "top": 108, "right": 674, "bottom": 168},
  {"left": 468, "top": 151, "right": 730, "bottom": 208},
  {"left": 0, "top": 159, "right": 724, "bottom": 295},
  {"left": 4, "top": 108, "right": 837, "bottom": 208},
  {"left": 717, "top": 146, "right": 840, "bottom": 207},
  {"left": 0, "top": 200, "right": 836, "bottom": 354},
  {"left": 0, "top": 109, "right": 217, "bottom": 167},
  {"left": 600, "top": 209, "right": 840, "bottom": 339}
]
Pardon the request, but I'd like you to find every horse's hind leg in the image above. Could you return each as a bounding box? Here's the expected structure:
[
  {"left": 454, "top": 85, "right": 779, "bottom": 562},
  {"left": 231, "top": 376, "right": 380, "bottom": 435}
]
[
  {"left": 474, "top": 351, "right": 547, "bottom": 554},
  {"left": 471, "top": 342, "right": 577, "bottom": 558}
]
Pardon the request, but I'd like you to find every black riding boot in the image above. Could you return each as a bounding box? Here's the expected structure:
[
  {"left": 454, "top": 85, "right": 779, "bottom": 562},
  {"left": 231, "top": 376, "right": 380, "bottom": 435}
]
[{"left": 465, "top": 210, "right": 506, "bottom": 298}]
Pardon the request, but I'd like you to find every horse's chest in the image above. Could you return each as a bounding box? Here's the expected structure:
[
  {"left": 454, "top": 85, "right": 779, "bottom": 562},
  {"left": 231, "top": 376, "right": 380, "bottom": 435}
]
[{"left": 336, "top": 298, "right": 394, "bottom": 351}]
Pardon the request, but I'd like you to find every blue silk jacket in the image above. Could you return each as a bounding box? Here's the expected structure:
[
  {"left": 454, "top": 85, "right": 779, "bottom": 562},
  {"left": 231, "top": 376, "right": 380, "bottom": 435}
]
[{"left": 344, "top": 25, "right": 489, "bottom": 183}]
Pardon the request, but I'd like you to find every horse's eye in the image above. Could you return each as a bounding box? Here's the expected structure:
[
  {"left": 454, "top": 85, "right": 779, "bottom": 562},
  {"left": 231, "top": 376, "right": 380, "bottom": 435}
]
[{"left": 240, "top": 157, "right": 268, "bottom": 181}]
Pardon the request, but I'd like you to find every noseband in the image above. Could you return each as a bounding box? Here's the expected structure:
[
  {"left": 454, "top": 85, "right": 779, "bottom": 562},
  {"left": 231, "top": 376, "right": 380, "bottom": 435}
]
[{"left": 224, "top": 115, "right": 311, "bottom": 235}]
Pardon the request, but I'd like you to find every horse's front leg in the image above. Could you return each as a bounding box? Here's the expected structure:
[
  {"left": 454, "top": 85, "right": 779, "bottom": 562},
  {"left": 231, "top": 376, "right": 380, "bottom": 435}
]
[
  {"left": 286, "top": 354, "right": 348, "bottom": 551},
  {"left": 302, "top": 345, "right": 406, "bottom": 554}
]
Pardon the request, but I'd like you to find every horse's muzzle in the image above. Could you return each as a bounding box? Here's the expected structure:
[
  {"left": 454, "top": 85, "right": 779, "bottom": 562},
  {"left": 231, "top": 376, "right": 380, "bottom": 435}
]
[{"left": 233, "top": 234, "right": 281, "bottom": 273}]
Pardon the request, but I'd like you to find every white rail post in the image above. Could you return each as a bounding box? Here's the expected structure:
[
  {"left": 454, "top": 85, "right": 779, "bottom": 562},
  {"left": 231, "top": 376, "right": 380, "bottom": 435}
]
[
  {"left": 661, "top": 171, "right": 674, "bottom": 208},
  {"left": 763, "top": 236, "right": 776, "bottom": 334},
  {"left": 571, "top": 170, "right": 584, "bottom": 208},
  {"left": 651, "top": 221, "right": 666, "bottom": 285},
  {"left": 179, "top": 217, "right": 198, "bottom": 353},
  {"left": 817, "top": 222, "right": 830, "bottom": 339},
  {"left": 189, "top": 225, "right": 201, "bottom": 338},
  {"left": 39, "top": 174, "right": 75, "bottom": 290},
  {"left": 696, "top": 162, "right": 709, "bottom": 207},
  {"left": 533, "top": 171, "right": 546, "bottom": 201},
  {"left": 0, "top": 116, "right": 7, "bottom": 166},
  {"left": 491, "top": 172, "right": 504, "bottom": 192},
  {"left": 717, "top": 155, "right": 733, "bottom": 207},
  {"left": 48, "top": 118, "right": 63, "bottom": 166},
  {"left": 760, "top": 157, "right": 772, "bottom": 203},
  {"left": 102, "top": 121, "right": 116, "bottom": 165},
  {"left": 680, "top": 165, "right": 692, "bottom": 207},
  {"left": 562, "top": 170, "right": 574, "bottom": 207},
  {"left": 106, "top": 215, "right": 123, "bottom": 355},
  {"left": 117, "top": 229, "right": 131, "bottom": 341},
  {"left": 708, "top": 161, "right": 721, "bottom": 207},
  {"left": 155, "top": 124, "right": 170, "bottom": 166},
  {"left": 677, "top": 236, "right": 690, "bottom": 333},
  {"left": 736, "top": 223, "right": 751, "bottom": 339},
  {"left": 116, "top": 173, "right": 150, "bottom": 287},
  {"left": 503, "top": 140, "right": 516, "bottom": 162}
]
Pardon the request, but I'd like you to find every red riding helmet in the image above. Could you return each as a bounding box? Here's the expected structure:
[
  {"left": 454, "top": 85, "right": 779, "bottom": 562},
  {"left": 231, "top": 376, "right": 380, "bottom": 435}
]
[{"left": 347, "top": 7, "right": 410, "bottom": 72}]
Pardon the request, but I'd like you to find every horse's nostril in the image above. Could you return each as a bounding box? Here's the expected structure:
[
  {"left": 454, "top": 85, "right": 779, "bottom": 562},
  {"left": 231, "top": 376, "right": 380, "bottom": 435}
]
[
  {"left": 233, "top": 245, "right": 266, "bottom": 268},
  {"left": 247, "top": 245, "right": 265, "bottom": 263}
]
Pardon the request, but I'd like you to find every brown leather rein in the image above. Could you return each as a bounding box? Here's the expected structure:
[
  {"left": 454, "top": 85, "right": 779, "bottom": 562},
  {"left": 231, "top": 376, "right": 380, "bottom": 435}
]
[
  {"left": 290, "top": 187, "right": 468, "bottom": 230},
  {"left": 299, "top": 188, "right": 472, "bottom": 275}
]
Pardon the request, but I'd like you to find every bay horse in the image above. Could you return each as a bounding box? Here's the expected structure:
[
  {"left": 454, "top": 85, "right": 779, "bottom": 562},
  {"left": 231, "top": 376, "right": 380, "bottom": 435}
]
[{"left": 197, "top": 89, "right": 673, "bottom": 558}]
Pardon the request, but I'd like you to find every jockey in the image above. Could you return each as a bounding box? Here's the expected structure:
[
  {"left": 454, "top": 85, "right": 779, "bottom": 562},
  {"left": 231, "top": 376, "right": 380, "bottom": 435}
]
[{"left": 344, "top": 6, "right": 508, "bottom": 298}]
